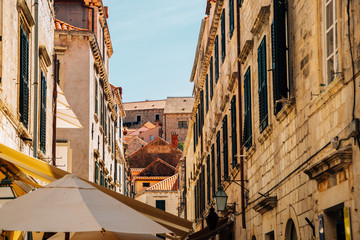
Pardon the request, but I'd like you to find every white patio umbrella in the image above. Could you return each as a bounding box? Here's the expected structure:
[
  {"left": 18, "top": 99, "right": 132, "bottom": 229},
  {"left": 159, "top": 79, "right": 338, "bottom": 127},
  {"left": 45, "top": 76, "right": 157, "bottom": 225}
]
[
  {"left": 56, "top": 85, "right": 83, "bottom": 129},
  {"left": 0, "top": 174, "right": 171, "bottom": 235},
  {"left": 49, "top": 231, "right": 162, "bottom": 240}
]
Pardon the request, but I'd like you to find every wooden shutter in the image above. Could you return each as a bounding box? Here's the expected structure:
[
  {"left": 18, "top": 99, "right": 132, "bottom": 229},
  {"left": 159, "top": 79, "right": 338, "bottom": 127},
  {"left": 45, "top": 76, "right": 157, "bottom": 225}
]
[
  {"left": 229, "top": 0, "right": 234, "bottom": 38},
  {"left": 222, "top": 115, "right": 229, "bottom": 179},
  {"left": 193, "top": 123, "right": 196, "bottom": 152},
  {"left": 272, "top": 0, "right": 288, "bottom": 114},
  {"left": 231, "top": 96, "right": 237, "bottom": 167},
  {"left": 210, "top": 57, "right": 214, "bottom": 99},
  {"left": 216, "top": 132, "right": 221, "bottom": 185},
  {"left": 95, "top": 80, "right": 98, "bottom": 115},
  {"left": 95, "top": 161, "right": 99, "bottom": 184},
  {"left": 215, "top": 36, "right": 219, "bottom": 83},
  {"left": 100, "top": 93, "right": 104, "bottom": 126},
  {"left": 258, "top": 37, "right": 268, "bottom": 133},
  {"left": 40, "top": 71, "right": 47, "bottom": 153},
  {"left": 19, "top": 27, "right": 29, "bottom": 128},
  {"left": 243, "top": 67, "right": 253, "bottom": 149},
  {"left": 100, "top": 170, "right": 104, "bottom": 186},
  {"left": 221, "top": 10, "right": 226, "bottom": 62},
  {"left": 194, "top": 186, "right": 198, "bottom": 219},
  {"left": 205, "top": 75, "right": 209, "bottom": 113},
  {"left": 211, "top": 145, "right": 216, "bottom": 197},
  {"left": 201, "top": 166, "right": 205, "bottom": 213},
  {"left": 206, "top": 156, "right": 211, "bottom": 203}
]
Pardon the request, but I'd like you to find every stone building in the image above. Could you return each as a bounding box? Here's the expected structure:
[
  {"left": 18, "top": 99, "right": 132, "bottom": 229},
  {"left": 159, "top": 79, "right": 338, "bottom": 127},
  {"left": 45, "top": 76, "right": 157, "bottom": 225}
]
[
  {"left": 0, "top": 0, "right": 55, "bottom": 178},
  {"left": 54, "top": 0, "right": 127, "bottom": 194},
  {"left": 183, "top": 0, "right": 360, "bottom": 240},
  {"left": 163, "top": 97, "right": 195, "bottom": 145}
]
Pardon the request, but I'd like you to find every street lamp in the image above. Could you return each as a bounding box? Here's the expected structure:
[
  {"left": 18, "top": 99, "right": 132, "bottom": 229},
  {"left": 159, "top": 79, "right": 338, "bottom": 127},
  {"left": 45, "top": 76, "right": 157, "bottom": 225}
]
[
  {"left": 214, "top": 185, "right": 228, "bottom": 212},
  {"left": 0, "top": 170, "right": 16, "bottom": 201}
]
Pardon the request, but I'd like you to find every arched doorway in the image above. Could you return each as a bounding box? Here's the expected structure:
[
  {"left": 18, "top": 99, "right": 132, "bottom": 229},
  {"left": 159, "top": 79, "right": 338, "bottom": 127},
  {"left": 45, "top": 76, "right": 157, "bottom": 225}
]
[{"left": 285, "top": 219, "right": 298, "bottom": 240}]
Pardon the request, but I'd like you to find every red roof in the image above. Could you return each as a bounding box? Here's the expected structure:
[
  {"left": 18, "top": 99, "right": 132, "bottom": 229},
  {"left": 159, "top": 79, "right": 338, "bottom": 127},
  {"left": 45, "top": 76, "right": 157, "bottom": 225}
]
[
  {"left": 146, "top": 174, "right": 179, "bottom": 191},
  {"left": 55, "top": 19, "right": 88, "bottom": 32}
]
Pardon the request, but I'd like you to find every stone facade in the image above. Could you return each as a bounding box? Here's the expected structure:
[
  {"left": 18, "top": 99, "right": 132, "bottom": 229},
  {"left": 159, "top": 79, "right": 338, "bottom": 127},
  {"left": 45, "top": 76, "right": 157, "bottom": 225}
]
[
  {"left": 184, "top": 0, "right": 360, "bottom": 239},
  {"left": 0, "top": 0, "right": 55, "bottom": 166}
]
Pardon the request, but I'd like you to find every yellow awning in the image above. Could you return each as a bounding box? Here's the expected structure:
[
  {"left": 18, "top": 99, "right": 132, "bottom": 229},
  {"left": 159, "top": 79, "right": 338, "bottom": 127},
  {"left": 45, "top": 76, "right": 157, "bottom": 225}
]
[{"left": 0, "top": 144, "right": 192, "bottom": 237}]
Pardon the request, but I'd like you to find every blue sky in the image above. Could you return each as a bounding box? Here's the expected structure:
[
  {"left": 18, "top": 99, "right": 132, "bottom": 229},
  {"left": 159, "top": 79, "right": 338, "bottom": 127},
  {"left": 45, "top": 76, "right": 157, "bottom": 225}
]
[{"left": 104, "top": 1, "right": 206, "bottom": 103}]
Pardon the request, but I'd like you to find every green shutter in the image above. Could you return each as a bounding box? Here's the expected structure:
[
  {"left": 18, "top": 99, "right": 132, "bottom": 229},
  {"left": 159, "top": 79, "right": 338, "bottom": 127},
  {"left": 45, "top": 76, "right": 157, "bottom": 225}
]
[
  {"left": 100, "top": 93, "right": 104, "bottom": 126},
  {"left": 210, "top": 57, "right": 214, "bottom": 100},
  {"left": 19, "top": 27, "right": 29, "bottom": 128},
  {"left": 56, "top": 60, "right": 60, "bottom": 84},
  {"left": 215, "top": 36, "right": 219, "bottom": 83},
  {"left": 200, "top": 92, "right": 204, "bottom": 129},
  {"left": 272, "top": 0, "right": 288, "bottom": 114},
  {"left": 258, "top": 37, "right": 268, "bottom": 133},
  {"left": 243, "top": 67, "right": 253, "bottom": 149},
  {"left": 100, "top": 170, "right": 104, "bottom": 186},
  {"left": 205, "top": 75, "right": 209, "bottom": 113},
  {"left": 206, "top": 156, "right": 211, "bottom": 203},
  {"left": 211, "top": 145, "right": 216, "bottom": 197},
  {"left": 95, "top": 80, "right": 98, "bottom": 115},
  {"left": 229, "top": 0, "right": 234, "bottom": 38},
  {"left": 221, "top": 10, "right": 226, "bottom": 62},
  {"left": 95, "top": 161, "right": 99, "bottom": 184},
  {"left": 222, "top": 115, "right": 229, "bottom": 179},
  {"left": 40, "top": 71, "right": 47, "bottom": 153},
  {"left": 216, "top": 132, "right": 221, "bottom": 185},
  {"left": 231, "top": 96, "right": 237, "bottom": 167}
]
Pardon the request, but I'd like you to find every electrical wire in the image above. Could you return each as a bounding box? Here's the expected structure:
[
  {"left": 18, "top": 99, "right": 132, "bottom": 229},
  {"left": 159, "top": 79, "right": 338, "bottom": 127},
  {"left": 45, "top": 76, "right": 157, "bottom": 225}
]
[{"left": 347, "top": 0, "right": 356, "bottom": 120}]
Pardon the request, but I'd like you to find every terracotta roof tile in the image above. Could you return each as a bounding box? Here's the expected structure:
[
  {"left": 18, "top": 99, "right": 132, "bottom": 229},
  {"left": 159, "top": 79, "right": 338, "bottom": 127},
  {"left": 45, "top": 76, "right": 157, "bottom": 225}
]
[
  {"left": 55, "top": 19, "right": 88, "bottom": 32},
  {"left": 146, "top": 174, "right": 179, "bottom": 191}
]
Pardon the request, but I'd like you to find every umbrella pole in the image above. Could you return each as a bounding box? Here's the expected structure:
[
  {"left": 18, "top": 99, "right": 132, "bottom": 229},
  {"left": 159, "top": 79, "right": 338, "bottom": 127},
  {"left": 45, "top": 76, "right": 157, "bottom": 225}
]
[{"left": 65, "top": 232, "right": 70, "bottom": 240}]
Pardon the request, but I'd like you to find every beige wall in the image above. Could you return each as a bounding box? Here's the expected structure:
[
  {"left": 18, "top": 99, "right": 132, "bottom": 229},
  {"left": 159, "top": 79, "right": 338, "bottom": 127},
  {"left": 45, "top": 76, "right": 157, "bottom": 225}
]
[{"left": 164, "top": 113, "right": 191, "bottom": 144}]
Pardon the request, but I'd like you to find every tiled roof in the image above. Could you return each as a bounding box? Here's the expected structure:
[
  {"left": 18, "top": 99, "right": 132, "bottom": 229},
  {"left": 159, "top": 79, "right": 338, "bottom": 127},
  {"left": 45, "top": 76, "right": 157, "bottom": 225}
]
[
  {"left": 55, "top": 19, "right": 88, "bottom": 32},
  {"left": 138, "top": 158, "right": 176, "bottom": 177},
  {"left": 124, "top": 100, "right": 166, "bottom": 111},
  {"left": 146, "top": 174, "right": 179, "bottom": 191},
  {"left": 133, "top": 176, "right": 168, "bottom": 181},
  {"left": 163, "top": 97, "right": 194, "bottom": 114}
]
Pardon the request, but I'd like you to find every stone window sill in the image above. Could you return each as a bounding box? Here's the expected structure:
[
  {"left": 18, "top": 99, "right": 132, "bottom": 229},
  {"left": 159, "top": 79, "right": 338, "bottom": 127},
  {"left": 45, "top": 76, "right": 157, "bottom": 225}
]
[
  {"left": 275, "top": 102, "right": 294, "bottom": 123},
  {"left": 94, "top": 113, "right": 99, "bottom": 123},
  {"left": 258, "top": 124, "right": 272, "bottom": 144}
]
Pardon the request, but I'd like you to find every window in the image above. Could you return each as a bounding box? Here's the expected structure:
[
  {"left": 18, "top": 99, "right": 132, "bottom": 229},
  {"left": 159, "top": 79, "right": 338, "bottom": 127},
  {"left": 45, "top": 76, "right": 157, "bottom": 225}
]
[
  {"left": 56, "top": 60, "right": 60, "bottom": 84},
  {"left": 215, "top": 36, "right": 219, "bottom": 83},
  {"left": 211, "top": 144, "right": 216, "bottom": 197},
  {"left": 136, "top": 115, "right": 141, "bottom": 123},
  {"left": 40, "top": 71, "right": 47, "bottom": 153},
  {"left": 200, "top": 91, "right": 204, "bottom": 129},
  {"left": 100, "top": 93, "right": 104, "bottom": 126},
  {"left": 178, "top": 121, "right": 187, "bottom": 128},
  {"left": 216, "top": 132, "right": 221, "bottom": 185},
  {"left": 324, "top": 0, "right": 339, "bottom": 84},
  {"left": 94, "top": 161, "right": 99, "bottom": 184},
  {"left": 231, "top": 96, "right": 237, "bottom": 167},
  {"left": 105, "top": 178, "right": 108, "bottom": 189},
  {"left": 265, "top": 231, "right": 274, "bottom": 240},
  {"left": 19, "top": 26, "right": 29, "bottom": 128},
  {"left": 155, "top": 114, "right": 160, "bottom": 121},
  {"left": 285, "top": 219, "right": 298, "bottom": 240},
  {"left": 100, "top": 170, "right": 104, "bottom": 186},
  {"left": 221, "top": 10, "right": 226, "bottom": 62},
  {"left": 150, "top": 135, "right": 154, "bottom": 141},
  {"left": 258, "top": 37, "right": 269, "bottom": 133},
  {"left": 243, "top": 67, "right": 253, "bottom": 149},
  {"left": 272, "top": 0, "right": 289, "bottom": 114},
  {"left": 142, "top": 182, "right": 150, "bottom": 187},
  {"left": 222, "top": 116, "right": 229, "bottom": 179},
  {"left": 156, "top": 200, "right": 166, "bottom": 211},
  {"left": 206, "top": 156, "right": 211, "bottom": 203},
  {"left": 95, "top": 78, "right": 98, "bottom": 115},
  {"left": 205, "top": 75, "right": 209, "bottom": 112},
  {"left": 200, "top": 166, "right": 205, "bottom": 213},
  {"left": 210, "top": 57, "right": 214, "bottom": 100},
  {"left": 229, "top": 0, "right": 235, "bottom": 38}
]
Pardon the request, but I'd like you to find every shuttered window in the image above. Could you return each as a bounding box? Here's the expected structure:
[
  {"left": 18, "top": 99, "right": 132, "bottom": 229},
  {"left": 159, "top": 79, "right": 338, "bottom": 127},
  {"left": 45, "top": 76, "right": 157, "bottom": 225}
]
[
  {"left": 95, "top": 161, "right": 99, "bottom": 184},
  {"left": 222, "top": 116, "right": 229, "bottom": 179},
  {"left": 205, "top": 75, "right": 209, "bottom": 113},
  {"left": 201, "top": 165, "right": 205, "bottom": 213},
  {"left": 200, "top": 91, "right": 204, "bottom": 129},
  {"left": 95, "top": 79, "right": 98, "bottom": 115},
  {"left": 258, "top": 37, "right": 268, "bottom": 133},
  {"left": 221, "top": 10, "right": 226, "bottom": 62},
  {"left": 210, "top": 57, "right": 214, "bottom": 99},
  {"left": 229, "top": 0, "right": 235, "bottom": 38},
  {"left": 206, "top": 156, "right": 211, "bottom": 203},
  {"left": 100, "top": 93, "right": 104, "bottom": 126},
  {"left": 216, "top": 132, "right": 221, "bottom": 185},
  {"left": 215, "top": 36, "right": 219, "bottom": 83},
  {"left": 243, "top": 67, "right": 253, "bottom": 149},
  {"left": 19, "top": 27, "right": 29, "bottom": 128},
  {"left": 193, "top": 122, "right": 196, "bottom": 152},
  {"left": 194, "top": 186, "right": 198, "bottom": 219},
  {"left": 211, "top": 144, "right": 216, "bottom": 197},
  {"left": 56, "top": 60, "right": 60, "bottom": 84},
  {"left": 40, "top": 71, "right": 47, "bottom": 153},
  {"left": 231, "top": 96, "right": 237, "bottom": 167},
  {"left": 272, "top": 0, "right": 289, "bottom": 115},
  {"left": 100, "top": 170, "right": 104, "bottom": 186}
]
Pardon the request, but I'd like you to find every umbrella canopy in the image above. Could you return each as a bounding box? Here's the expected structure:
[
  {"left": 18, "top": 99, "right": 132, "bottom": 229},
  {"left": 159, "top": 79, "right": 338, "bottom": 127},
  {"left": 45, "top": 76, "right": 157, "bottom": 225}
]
[
  {"left": 56, "top": 84, "right": 83, "bottom": 129},
  {"left": 49, "top": 232, "right": 162, "bottom": 240},
  {"left": 0, "top": 174, "right": 171, "bottom": 234}
]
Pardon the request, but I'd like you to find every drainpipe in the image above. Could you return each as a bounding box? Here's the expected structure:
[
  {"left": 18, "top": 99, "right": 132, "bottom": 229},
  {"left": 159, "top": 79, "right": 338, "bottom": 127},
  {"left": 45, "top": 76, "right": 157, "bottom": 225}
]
[
  {"left": 52, "top": 54, "right": 58, "bottom": 166},
  {"left": 236, "top": 0, "right": 246, "bottom": 229},
  {"left": 33, "top": 0, "right": 39, "bottom": 158}
]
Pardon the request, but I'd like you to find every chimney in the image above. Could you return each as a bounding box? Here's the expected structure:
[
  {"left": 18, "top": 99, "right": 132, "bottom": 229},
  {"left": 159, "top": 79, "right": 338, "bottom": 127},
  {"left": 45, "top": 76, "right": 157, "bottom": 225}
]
[
  {"left": 171, "top": 133, "right": 178, "bottom": 149},
  {"left": 104, "top": 6, "right": 109, "bottom": 18}
]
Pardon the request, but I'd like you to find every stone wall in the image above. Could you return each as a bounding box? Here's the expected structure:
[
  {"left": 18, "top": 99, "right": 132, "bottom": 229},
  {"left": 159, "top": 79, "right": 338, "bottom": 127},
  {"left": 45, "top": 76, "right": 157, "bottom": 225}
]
[{"left": 164, "top": 113, "right": 191, "bottom": 144}]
